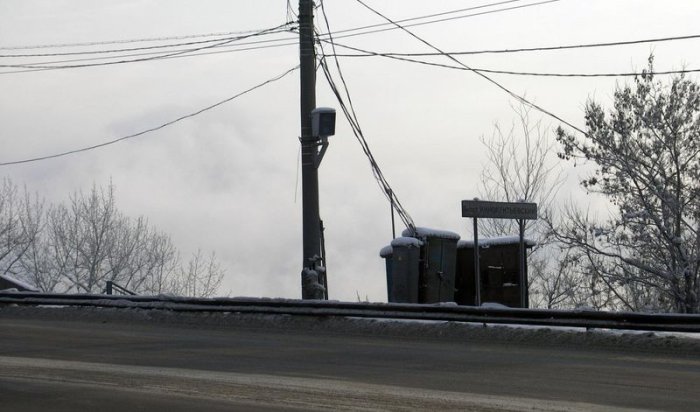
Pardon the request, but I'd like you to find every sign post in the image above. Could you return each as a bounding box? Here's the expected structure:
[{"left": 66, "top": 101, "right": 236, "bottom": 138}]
[{"left": 461, "top": 200, "right": 537, "bottom": 307}]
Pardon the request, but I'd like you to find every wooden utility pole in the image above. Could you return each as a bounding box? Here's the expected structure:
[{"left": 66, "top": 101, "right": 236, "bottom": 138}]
[{"left": 298, "top": 0, "right": 325, "bottom": 299}]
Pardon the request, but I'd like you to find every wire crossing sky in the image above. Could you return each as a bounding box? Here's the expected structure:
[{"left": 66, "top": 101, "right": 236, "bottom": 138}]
[
  {"left": 2, "top": 0, "right": 699, "bottom": 302},
  {"left": 0, "top": 65, "right": 299, "bottom": 166}
]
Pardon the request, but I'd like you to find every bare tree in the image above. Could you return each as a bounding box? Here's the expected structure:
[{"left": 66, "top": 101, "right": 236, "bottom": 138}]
[
  {"left": 554, "top": 56, "right": 700, "bottom": 313},
  {"left": 12, "top": 180, "right": 225, "bottom": 297},
  {"left": 478, "top": 105, "right": 581, "bottom": 309},
  {"left": 134, "top": 231, "right": 179, "bottom": 295},
  {"left": 479, "top": 104, "right": 562, "bottom": 237},
  {"left": 172, "top": 249, "right": 225, "bottom": 298},
  {"left": 0, "top": 178, "right": 43, "bottom": 278}
]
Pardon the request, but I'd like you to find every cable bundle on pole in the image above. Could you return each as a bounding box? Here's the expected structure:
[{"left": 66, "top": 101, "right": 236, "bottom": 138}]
[{"left": 317, "top": 2, "right": 415, "bottom": 232}]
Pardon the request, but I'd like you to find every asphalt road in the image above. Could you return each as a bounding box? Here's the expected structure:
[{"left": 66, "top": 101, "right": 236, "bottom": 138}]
[{"left": 0, "top": 307, "right": 698, "bottom": 411}]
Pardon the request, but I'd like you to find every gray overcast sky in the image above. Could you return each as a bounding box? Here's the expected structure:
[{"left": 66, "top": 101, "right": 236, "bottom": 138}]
[{"left": 2, "top": 0, "right": 699, "bottom": 301}]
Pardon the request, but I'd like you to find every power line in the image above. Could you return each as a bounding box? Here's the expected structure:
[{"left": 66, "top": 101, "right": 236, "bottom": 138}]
[
  {"left": 324, "top": 0, "right": 561, "bottom": 42},
  {"left": 0, "top": 37, "right": 239, "bottom": 70},
  {"left": 327, "top": 33, "right": 700, "bottom": 57},
  {"left": 0, "top": 26, "right": 294, "bottom": 58},
  {"left": 322, "top": 41, "right": 700, "bottom": 77},
  {"left": 353, "top": 0, "right": 586, "bottom": 136},
  {"left": 317, "top": 1, "right": 415, "bottom": 231},
  {"left": 0, "top": 28, "right": 293, "bottom": 50},
  {"left": 0, "top": 2, "right": 561, "bottom": 75},
  {"left": 0, "top": 24, "right": 294, "bottom": 71},
  {"left": 317, "top": 0, "right": 525, "bottom": 37},
  {"left": 0, "top": 1, "right": 556, "bottom": 69},
  {"left": 0, "top": 40, "right": 301, "bottom": 75},
  {"left": 0, "top": 65, "right": 299, "bottom": 166}
]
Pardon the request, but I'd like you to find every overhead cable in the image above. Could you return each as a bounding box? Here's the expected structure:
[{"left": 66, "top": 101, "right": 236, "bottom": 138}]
[
  {"left": 326, "top": 0, "right": 561, "bottom": 42},
  {"left": 1, "top": 1, "right": 559, "bottom": 72},
  {"left": 0, "top": 40, "right": 300, "bottom": 75},
  {"left": 0, "top": 23, "right": 294, "bottom": 71},
  {"left": 0, "top": 28, "right": 293, "bottom": 50},
  {"left": 328, "top": 33, "right": 700, "bottom": 57},
  {"left": 0, "top": 66, "right": 299, "bottom": 166},
  {"left": 317, "top": 1, "right": 415, "bottom": 231},
  {"left": 323, "top": 41, "right": 700, "bottom": 77},
  {"left": 317, "top": 0, "right": 525, "bottom": 37},
  {"left": 353, "top": 0, "right": 586, "bottom": 136},
  {"left": 0, "top": 25, "right": 294, "bottom": 58}
]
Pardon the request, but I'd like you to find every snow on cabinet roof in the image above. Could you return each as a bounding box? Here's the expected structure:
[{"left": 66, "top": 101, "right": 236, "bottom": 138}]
[
  {"left": 379, "top": 245, "right": 393, "bottom": 258},
  {"left": 379, "top": 237, "right": 425, "bottom": 257},
  {"left": 0, "top": 273, "right": 39, "bottom": 292},
  {"left": 391, "top": 237, "right": 424, "bottom": 248},
  {"left": 458, "top": 236, "right": 536, "bottom": 248},
  {"left": 402, "top": 227, "right": 460, "bottom": 241}
]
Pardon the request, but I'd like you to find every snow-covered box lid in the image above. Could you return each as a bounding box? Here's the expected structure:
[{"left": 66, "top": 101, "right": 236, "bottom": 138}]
[
  {"left": 379, "top": 237, "right": 425, "bottom": 257},
  {"left": 379, "top": 245, "right": 393, "bottom": 258},
  {"left": 458, "top": 236, "right": 536, "bottom": 249},
  {"left": 391, "top": 237, "right": 424, "bottom": 248},
  {"left": 0, "top": 273, "right": 39, "bottom": 292},
  {"left": 401, "top": 226, "right": 460, "bottom": 241}
]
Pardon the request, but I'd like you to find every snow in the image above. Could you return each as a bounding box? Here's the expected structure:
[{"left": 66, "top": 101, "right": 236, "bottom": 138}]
[
  {"left": 402, "top": 227, "right": 460, "bottom": 241},
  {"left": 458, "top": 236, "right": 536, "bottom": 248},
  {"left": 380, "top": 237, "right": 427, "bottom": 257},
  {"left": 0, "top": 274, "right": 39, "bottom": 292},
  {"left": 481, "top": 302, "right": 510, "bottom": 309},
  {"left": 379, "top": 245, "right": 393, "bottom": 258},
  {"left": 390, "top": 237, "right": 424, "bottom": 248}
]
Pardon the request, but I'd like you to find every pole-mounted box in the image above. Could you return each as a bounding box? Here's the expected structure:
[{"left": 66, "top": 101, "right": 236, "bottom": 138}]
[{"left": 311, "top": 107, "right": 336, "bottom": 138}]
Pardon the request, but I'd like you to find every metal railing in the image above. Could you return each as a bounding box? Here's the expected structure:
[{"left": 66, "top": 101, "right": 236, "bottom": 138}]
[
  {"left": 1, "top": 291, "right": 699, "bottom": 333},
  {"left": 104, "top": 281, "right": 136, "bottom": 296}
]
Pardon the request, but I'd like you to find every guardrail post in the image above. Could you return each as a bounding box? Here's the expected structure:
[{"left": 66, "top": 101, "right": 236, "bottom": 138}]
[{"left": 105, "top": 281, "right": 113, "bottom": 295}]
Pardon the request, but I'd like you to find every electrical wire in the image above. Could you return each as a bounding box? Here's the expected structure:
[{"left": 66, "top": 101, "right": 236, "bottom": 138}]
[
  {"left": 317, "top": 0, "right": 525, "bottom": 37},
  {"left": 0, "top": 28, "right": 292, "bottom": 50},
  {"left": 0, "top": 0, "right": 527, "bottom": 51},
  {"left": 0, "top": 26, "right": 294, "bottom": 58},
  {"left": 317, "top": 1, "right": 415, "bottom": 231},
  {"left": 0, "top": 1, "right": 558, "bottom": 73},
  {"left": 287, "top": 0, "right": 299, "bottom": 23},
  {"left": 324, "top": 0, "right": 560, "bottom": 42},
  {"left": 0, "top": 40, "right": 301, "bottom": 75},
  {"left": 0, "top": 65, "right": 299, "bottom": 166},
  {"left": 0, "top": 23, "right": 294, "bottom": 71},
  {"left": 353, "top": 0, "right": 586, "bottom": 136},
  {"left": 327, "top": 33, "right": 700, "bottom": 57},
  {"left": 21, "top": 28, "right": 700, "bottom": 77},
  {"left": 322, "top": 41, "right": 700, "bottom": 77}
]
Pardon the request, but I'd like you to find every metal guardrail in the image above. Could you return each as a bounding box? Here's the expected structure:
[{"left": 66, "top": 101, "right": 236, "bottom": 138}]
[
  {"left": 104, "top": 281, "right": 136, "bottom": 296},
  {"left": 1, "top": 292, "right": 699, "bottom": 333}
]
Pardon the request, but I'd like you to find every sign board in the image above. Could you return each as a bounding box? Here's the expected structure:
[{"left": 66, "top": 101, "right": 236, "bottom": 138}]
[{"left": 461, "top": 200, "right": 537, "bottom": 220}]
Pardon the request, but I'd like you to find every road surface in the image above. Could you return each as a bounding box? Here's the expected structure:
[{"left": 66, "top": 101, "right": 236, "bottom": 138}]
[{"left": 0, "top": 306, "right": 698, "bottom": 411}]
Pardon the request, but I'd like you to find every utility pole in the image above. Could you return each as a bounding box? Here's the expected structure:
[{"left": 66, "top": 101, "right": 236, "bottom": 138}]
[{"left": 299, "top": 0, "right": 325, "bottom": 299}]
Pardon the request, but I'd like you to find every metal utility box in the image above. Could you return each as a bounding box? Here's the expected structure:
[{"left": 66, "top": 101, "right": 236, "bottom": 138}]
[
  {"left": 380, "top": 237, "right": 422, "bottom": 303},
  {"left": 380, "top": 245, "right": 394, "bottom": 301},
  {"left": 455, "top": 237, "right": 534, "bottom": 308},
  {"left": 402, "top": 227, "right": 460, "bottom": 304},
  {"left": 0, "top": 274, "right": 39, "bottom": 292},
  {"left": 311, "top": 107, "right": 336, "bottom": 138}
]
